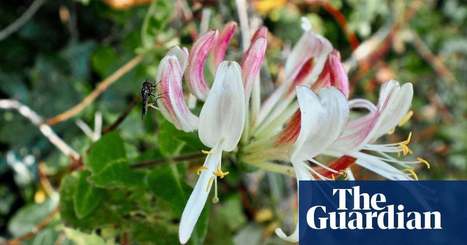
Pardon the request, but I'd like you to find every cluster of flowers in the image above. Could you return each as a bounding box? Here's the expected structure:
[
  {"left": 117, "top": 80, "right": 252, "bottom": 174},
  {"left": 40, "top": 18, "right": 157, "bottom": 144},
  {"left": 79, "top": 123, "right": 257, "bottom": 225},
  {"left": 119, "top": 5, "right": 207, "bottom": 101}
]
[{"left": 152, "top": 21, "right": 429, "bottom": 243}]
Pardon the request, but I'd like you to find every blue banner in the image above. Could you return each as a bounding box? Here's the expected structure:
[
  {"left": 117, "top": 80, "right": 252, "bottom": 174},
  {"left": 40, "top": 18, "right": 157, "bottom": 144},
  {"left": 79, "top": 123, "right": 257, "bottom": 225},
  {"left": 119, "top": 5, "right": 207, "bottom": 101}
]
[{"left": 299, "top": 181, "right": 467, "bottom": 245}]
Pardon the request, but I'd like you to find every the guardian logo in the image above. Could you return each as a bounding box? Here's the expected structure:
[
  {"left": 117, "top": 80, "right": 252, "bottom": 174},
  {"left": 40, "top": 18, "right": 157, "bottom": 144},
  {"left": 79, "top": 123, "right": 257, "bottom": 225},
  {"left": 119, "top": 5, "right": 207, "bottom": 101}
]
[{"left": 306, "top": 186, "right": 442, "bottom": 230}]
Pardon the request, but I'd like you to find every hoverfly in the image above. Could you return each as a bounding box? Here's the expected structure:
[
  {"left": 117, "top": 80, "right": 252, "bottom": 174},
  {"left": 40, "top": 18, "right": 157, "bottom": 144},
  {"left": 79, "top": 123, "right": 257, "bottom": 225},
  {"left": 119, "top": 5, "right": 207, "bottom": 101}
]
[{"left": 141, "top": 80, "right": 163, "bottom": 118}]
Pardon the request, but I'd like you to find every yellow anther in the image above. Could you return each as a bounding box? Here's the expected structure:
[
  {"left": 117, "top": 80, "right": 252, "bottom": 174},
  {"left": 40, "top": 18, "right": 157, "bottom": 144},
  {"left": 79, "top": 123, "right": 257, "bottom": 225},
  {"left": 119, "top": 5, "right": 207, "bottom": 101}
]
[
  {"left": 417, "top": 157, "right": 431, "bottom": 169},
  {"left": 212, "top": 196, "right": 219, "bottom": 204},
  {"left": 398, "top": 110, "right": 414, "bottom": 127},
  {"left": 201, "top": 149, "right": 212, "bottom": 154},
  {"left": 214, "top": 167, "right": 229, "bottom": 179},
  {"left": 399, "top": 144, "right": 413, "bottom": 156},
  {"left": 402, "top": 132, "right": 413, "bottom": 145},
  {"left": 404, "top": 168, "right": 419, "bottom": 180},
  {"left": 398, "top": 132, "right": 413, "bottom": 156},
  {"left": 331, "top": 174, "right": 335, "bottom": 180},
  {"left": 196, "top": 166, "right": 208, "bottom": 175}
]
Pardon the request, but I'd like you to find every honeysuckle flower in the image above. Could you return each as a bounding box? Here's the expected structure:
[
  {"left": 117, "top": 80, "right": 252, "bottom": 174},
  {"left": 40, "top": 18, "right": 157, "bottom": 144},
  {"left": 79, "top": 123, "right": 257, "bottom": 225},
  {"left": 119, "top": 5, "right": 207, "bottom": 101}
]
[
  {"left": 213, "top": 21, "right": 237, "bottom": 68},
  {"left": 179, "top": 61, "right": 245, "bottom": 244},
  {"left": 156, "top": 48, "right": 198, "bottom": 132},
  {"left": 241, "top": 26, "right": 268, "bottom": 103},
  {"left": 256, "top": 30, "right": 333, "bottom": 128},
  {"left": 274, "top": 81, "right": 430, "bottom": 242},
  {"left": 187, "top": 30, "right": 218, "bottom": 100},
  {"left": 151, "top": 20, "right": 426, "bottom": 244}
]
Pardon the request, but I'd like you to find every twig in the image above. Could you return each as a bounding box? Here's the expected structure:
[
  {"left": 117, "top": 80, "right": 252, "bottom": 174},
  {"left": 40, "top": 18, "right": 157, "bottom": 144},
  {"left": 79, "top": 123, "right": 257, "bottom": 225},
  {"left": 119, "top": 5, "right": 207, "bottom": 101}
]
[
  {"left": 0, "top": 0, "right": 46, "bottom": 41},
  {"left": 131, "top": 152, "right": 205, "bottom": 169},
  {"left": 102, "top": 97, "right": 139, "bottom": 134},
  {"left": 0, "top": 99, "right": 80, "bottom": 161},
  {"left": 345, "top": 0, "right": 423, "bottom": 89},
  {"left": 46, "top": 53, "right": 144, "bottom": 126},
  {"left": 410, "top": 31, "right": 458, "bottom": 85},
  {"left": 312, "top": 0, "right": 360, "bottom": 50},
  {"left": 7, "top": 207, "right": 59, "bottom": 244}
]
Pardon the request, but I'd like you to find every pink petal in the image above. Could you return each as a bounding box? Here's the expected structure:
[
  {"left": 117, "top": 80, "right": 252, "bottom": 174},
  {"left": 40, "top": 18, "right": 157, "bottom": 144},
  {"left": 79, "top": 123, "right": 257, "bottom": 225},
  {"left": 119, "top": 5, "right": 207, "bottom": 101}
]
[
  {"left": 311, "top": 50, "right": 349, "bottom": 97},
  {"left": 157, "top": 55, "right": 198, "bottom": 132},
  {"left": 212, "top": 22, "right": 237, "bottom": 68},
  {"left": 187, "top": 30, "right": 218, "bottom": 100},
  {"left": 284, "top": 31, "right": 333, "bottom": 90},
  {"left": 241, "top": 26, "right": 267, "bottom": 102}
]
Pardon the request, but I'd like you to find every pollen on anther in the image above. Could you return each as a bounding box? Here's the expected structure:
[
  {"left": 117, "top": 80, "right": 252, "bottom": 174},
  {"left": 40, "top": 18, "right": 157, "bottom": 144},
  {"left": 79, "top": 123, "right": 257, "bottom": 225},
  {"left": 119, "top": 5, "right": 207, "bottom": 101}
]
[
  {"left": 201, "top": 149, "right": 212, "bottom": 155},
  {"left": 404, "top": 168, "right": 419, "bottom": 180},
  {"left": 399, "top": 132, "right": 413, "bottom": 156},
  {"left": 417, "top": 157, "right": 431, "bottom": 169},
  {"left": 196, "top": 166, "right": 208, "bottom": 175},
  {"left": 214, "top": 167, "right": 229, "bottom": 179},
  {"left": 398, "top": 110, "right": 414, "bottom": 127}
]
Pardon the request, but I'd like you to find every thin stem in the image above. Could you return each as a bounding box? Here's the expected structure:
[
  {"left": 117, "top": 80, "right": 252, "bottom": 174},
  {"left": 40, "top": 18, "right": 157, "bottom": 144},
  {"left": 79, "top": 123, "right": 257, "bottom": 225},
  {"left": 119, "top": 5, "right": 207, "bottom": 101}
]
[
  {"left": 47, "top": 53, "right": 144, "bottom": 125},
  {"left": 7, "top": 207, "right": 59, "bottom": 244},
  {"left": 103, "top": 97, "right": 140, "bottom": 134},
  {"left": 131, "top": 152, "right": 205, "bottom": 169},
  {"left": 0, "top": 99, "right": 80, "bottom": 161},
  {"left": 0, "top": 0, "right": 46, "bottom": 41}
]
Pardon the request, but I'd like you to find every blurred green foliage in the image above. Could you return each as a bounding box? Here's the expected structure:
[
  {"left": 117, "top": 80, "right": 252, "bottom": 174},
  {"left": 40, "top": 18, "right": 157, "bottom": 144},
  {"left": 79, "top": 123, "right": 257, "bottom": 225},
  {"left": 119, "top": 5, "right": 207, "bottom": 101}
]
[{"left": 0, "top": 0, "right": 465, "bottom": 244}]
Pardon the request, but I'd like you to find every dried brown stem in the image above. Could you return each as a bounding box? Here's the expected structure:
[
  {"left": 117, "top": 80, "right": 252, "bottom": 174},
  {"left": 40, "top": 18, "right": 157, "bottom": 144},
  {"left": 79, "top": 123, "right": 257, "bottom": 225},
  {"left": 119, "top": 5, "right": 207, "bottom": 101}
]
[
  {"left": 102, "top": 97, "right": 140, "bottom": 134},
  {"left": 411, "top": 31, "right": 458, "bottom": 85},
  {"left": 7, "top": 207, "right": 59, "bottom": 244},
  {"left": 47, "top": 54, "right": 144, "bottom": 126},
  {"left": 0, "top": 99, "right": 80, "bottom": 161}
]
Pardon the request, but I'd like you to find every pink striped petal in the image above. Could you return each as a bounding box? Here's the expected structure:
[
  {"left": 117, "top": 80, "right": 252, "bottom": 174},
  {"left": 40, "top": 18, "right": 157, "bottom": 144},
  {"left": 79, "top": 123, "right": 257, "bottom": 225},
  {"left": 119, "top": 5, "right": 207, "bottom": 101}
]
[
  {"left": 187, "top": 30, "right": 218, "bottom": 100},
  {"left": 311, "top": 50, "right": 349, "bottom": 97},
  {"left": 284, "top": 31, "right": 333, "bottom": 91},
  {"left": 241, "top": 26, "right": 267, "bottom": 102},
  {"left": 167, "top": 46, "right": 189, "bottom": 72},
  {"left": 212, "top": 21, "right": 237, "bottom": 68},
  {"left": 329, "top": 81, "right": 413, "bottom": 153},
  {"left": 157, "top": 55, "right": 198, "bottom": 132}
]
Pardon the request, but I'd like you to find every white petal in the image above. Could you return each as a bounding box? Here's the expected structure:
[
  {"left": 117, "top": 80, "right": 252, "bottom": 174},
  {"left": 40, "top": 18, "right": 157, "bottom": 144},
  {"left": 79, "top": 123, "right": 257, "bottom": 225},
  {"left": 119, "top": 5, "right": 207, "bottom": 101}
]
[
  {"left": 329, "top": 99, "right": 378, "bottom": 153},
  {"left": 275, "top": 226, "right": 298, "bottom": 243},
  {"left": 179, "top": 146, "right": 223, "bottom": 244},
  {"left": 371, "top": 81, "right": 413, "bottom": 140},
  {"left": 198, "top": 61, "right": 246, "bottom": 151},
  {"left": 292, "top": 87, "right": 349, "bottom": 163},
  {"left": 284, "top": 31, "right": 332, "bottom": 84},
  {"left": 257, "top": 31, "right": 332, "bottom": 126},
  {"left": 330, "top": 81, "right": 413, "bottom": 153},
  {"left": 167, "top": 46, "right": 189, "bottom": 72},
  {"left": 352, "top": 152, "right": 412, "bottom": 180},
  {"left": 275, "top": 161, "right": 312, "bottom": 243}
]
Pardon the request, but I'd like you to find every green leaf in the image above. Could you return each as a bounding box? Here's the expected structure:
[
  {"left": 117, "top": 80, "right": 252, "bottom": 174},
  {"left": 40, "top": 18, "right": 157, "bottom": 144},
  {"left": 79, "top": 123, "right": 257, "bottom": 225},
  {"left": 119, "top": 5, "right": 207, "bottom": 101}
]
[
  {"left": 8, "top": 197, "right": 58, "bottom": 237},
  {"left": 63, "top": 227, "right": 113, "bottom": 245},
  {"left": 131, "top": 221, "right": 178, "bottom": 245},
  {"left": 91, "top": 46, "right": 119, "bottom": 77},
  {"left": 85, "top": 132, "right": 126, "bottom": 173},
  {"left": 73, "top": 170, "right": 104, "bottom": 219},
  {"left": 84, "top": 132, "right": 145, "bottom": 189},
  {"left": 59, "top": 173, "right": 120, "bottom": 230},
  {"left": 141, "top": 0, "right": 173, "bottom": 49},
  {"left": 146, "top": 165, "right": 186, "bottom": 216},
  {"left": 89, "top": 159, "right": 146, "bottom": 189},
  {"left": 157, "top": 117, "right": 204, "bottom": 156},
  {"left": 32, "top": 227, "right": 59, "bottom": 245},
  {"left": 190, "top": 206, "right": 210, "bottom": 245},
  {"left": 218, "top": 195, "right": 246, "bottom": 230}
]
